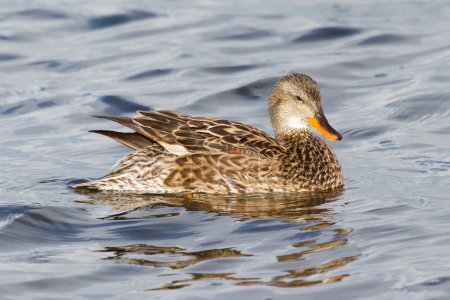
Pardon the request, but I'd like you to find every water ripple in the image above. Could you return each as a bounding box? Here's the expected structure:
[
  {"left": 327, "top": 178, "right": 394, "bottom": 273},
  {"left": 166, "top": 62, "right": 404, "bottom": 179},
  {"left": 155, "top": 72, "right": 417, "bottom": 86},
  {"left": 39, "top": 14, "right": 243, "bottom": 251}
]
[
  {"left": 342, "top": 126, "right": 389, "bottom": 140},
  {"left": 182, "top": 77, "right": 275, "bottom": 114},
  {"left": 15, "top": 9, "right": 68, "bottom": 19},
  {"left": 386, "top": 93, "right": 450, "bottom": 122},
  {"left": 0, "top": 207, "right": 88, "bottom": 251},
  {"left": 0, "top": 99, "right": 56, "bottom": 116}
]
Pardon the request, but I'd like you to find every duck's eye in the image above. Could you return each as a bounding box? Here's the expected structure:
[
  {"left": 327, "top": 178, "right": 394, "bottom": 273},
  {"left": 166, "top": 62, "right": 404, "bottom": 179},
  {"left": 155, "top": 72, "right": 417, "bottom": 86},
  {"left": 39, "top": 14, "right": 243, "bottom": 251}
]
[{"left": 295, "top": 96, "right": 304, "bottom": 102}]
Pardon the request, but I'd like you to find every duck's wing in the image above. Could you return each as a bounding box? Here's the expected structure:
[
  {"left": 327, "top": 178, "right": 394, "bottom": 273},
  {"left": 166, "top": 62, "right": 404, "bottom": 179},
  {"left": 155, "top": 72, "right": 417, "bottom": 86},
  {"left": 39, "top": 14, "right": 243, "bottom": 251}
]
[{"left": 96, "top": 110, "right": 285, "bottom": 159}]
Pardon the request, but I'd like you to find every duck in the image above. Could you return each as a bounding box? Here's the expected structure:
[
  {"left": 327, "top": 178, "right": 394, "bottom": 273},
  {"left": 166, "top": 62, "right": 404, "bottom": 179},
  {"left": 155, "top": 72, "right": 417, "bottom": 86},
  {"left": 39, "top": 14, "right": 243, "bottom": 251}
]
[{"left": 74, "top": 73, "right": 343, "bottom": 194}]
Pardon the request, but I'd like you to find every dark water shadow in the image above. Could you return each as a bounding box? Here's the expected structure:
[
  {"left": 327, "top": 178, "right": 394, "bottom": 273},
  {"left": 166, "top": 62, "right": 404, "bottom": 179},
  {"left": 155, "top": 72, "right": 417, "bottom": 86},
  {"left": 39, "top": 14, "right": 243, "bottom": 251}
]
[
  {"left": 29, "top": 60, "right": 62, "bottom": 69},
  {"left": 358, "top": 34, "right": 412, "bottom": 46},
  {"left": 197, "top": 64, "right": 261, "bottom": 75},
  {"left": 293, "top": 26, "right": 361, "bottom": 43},
  {"left": 0, "top": 53, "right": 21, "bottom": 62},
  {"left": 87, "top": 10, "right": 159, "bottom": 30},
  {"left": 207, "top": 26, "right": 275, "bottom": 41},
  {"left": 98, "top": 95, "right": 151, "bottom": 115},
  {"left": 125, "top": 68, "right": 173, "bottom": 81},
  {"left": 77, "top": 190, "right": 358, "bottom": 290}
]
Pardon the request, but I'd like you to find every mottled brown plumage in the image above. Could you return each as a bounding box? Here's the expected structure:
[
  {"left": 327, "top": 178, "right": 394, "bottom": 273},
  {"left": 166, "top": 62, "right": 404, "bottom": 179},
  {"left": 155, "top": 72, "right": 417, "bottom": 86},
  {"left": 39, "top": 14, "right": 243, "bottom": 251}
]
[{"left": 74, "top": 73, "right": 343, "bottom": 194}]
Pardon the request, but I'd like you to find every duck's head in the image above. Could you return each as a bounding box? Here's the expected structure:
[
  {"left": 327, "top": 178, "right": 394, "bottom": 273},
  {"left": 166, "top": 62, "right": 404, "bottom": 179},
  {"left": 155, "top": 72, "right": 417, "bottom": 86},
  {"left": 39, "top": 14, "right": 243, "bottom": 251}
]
[{"left": 269, "top": 73, "right": 342, "bottom": 141}]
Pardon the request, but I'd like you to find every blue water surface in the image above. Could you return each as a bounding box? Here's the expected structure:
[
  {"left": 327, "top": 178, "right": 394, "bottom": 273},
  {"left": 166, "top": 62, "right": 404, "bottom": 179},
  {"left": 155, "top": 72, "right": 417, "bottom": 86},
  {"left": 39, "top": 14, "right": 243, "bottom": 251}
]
[{"left": 1, "top": 1, "right": 450, "bottom": 299}]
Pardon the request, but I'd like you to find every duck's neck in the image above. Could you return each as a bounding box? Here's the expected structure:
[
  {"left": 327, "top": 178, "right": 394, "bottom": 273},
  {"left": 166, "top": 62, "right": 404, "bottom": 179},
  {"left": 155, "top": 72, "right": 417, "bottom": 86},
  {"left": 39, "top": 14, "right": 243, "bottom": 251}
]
[{"left": 271, "top": 112, "right": 310, "bottom": 141}]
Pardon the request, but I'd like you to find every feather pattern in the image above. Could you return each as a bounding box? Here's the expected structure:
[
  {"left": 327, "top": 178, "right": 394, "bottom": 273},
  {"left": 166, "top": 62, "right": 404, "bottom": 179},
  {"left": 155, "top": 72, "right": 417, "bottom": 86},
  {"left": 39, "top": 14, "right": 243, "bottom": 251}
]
[{"left": 74, "top": 73, "right": 344, "bottom": 194}]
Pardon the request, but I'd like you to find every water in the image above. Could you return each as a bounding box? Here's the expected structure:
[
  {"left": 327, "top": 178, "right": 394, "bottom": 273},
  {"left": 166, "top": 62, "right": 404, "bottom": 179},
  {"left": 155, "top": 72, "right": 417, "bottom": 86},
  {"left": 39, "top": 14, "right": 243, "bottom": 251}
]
[{"left": 1, "top": 0, "right": 450, "bottom": 299}]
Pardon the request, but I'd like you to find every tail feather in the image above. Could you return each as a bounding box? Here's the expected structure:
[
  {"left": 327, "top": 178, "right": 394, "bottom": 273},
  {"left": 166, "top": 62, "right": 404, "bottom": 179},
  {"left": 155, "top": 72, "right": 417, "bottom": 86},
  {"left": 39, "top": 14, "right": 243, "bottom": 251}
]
[
  {"left": 90, "top": 130, "right": 156, "bottom": 150},
  {"left": 93, "top": 115, "right": 139, "bottom": 131}
]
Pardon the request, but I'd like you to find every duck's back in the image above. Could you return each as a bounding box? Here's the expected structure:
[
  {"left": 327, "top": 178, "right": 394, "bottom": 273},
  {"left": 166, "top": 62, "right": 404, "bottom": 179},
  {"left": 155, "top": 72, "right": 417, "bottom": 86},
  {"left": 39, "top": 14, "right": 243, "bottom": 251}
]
[{"left": 75, "top": 110, "right": 288, "bottom": 194}]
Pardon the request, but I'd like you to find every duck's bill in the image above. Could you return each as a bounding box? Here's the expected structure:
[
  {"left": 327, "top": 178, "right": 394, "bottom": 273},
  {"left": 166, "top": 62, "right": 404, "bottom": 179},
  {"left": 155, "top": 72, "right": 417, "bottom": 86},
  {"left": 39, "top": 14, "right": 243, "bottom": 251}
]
[{"left": 307, "top": 113, "right": 342, "bottom": 141}]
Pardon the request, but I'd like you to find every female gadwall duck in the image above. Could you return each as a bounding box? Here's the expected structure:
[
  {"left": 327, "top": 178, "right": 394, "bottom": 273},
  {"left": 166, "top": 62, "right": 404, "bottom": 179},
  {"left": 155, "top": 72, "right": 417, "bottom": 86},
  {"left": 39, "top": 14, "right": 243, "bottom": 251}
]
[{"left": 75, "top": 73, "right": 343, "bottom": 194}]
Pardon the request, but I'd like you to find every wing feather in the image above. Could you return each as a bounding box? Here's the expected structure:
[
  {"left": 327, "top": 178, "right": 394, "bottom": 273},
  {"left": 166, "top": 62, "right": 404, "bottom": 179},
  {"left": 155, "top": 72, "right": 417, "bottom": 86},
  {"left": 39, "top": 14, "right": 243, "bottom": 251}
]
[
  {"left": 134, "top": 110, "right": 284, "bottom": 158},
  {"left": 94, "top": 110, "right": 284, "bottom": 158}
]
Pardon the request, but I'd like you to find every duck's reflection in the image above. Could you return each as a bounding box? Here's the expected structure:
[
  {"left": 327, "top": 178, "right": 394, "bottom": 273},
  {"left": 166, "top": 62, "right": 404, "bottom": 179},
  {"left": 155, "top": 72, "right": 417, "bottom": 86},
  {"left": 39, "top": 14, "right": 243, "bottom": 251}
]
[
  {"left": 100, "top": 244, "right": 251, "bottom": 270},
  {"left": 78, "top": 190, "right": 358, "bottom": 290}
]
